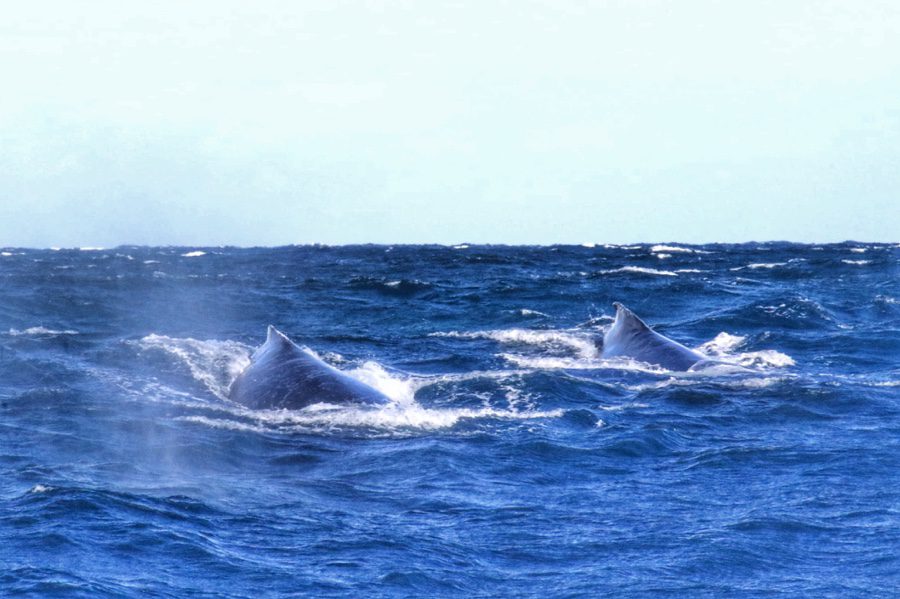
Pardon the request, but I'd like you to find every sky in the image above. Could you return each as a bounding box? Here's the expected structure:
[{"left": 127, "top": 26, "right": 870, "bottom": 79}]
[{"left": 1, "top": 0, "right": 898, "bottom": 246}]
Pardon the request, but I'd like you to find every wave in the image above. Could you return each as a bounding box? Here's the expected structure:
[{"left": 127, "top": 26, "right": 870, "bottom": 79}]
[
  {"left": 431, "top": 328, "right": 599, "bottom": 359},
  {"left": 841, "top": 259, "right": 871, "bottom": 266},
  {"left": 650, "top": 245, "right": 711, "bottom": 254},
  {"left": 181, "top": 250, "right": 207, "bottom": 257},
  {"left": 350, "top": 276, "right": 434, "bottom": 295},
  {"left": 179, "top": 402, "right": 564, "bottom": 435},
  {"left": 8, "top": 327, "right": 79, "bottom": 336},
  {"left": 734, "top": 262, "right": 788, "bottom": 270},
  {"left": 599, "top": 266, "right": 679, "bottom": 277}
]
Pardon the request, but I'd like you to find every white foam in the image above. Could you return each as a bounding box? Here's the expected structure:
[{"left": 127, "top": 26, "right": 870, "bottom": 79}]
[
  {"left": 850, "top": 248, "right": 867, "bottom": 253},
  {"left": 500, "top": 353, "right": 669, "bottom": 373},
  {"left": 622, "top": 374, "right": 787, "bottom": 392},
  {"left": 581, "top": 242, "right": 596, "bottom": 248},
  {"left": 180, "top": 401, "right": 563, "bottom": 434},
  {"left": 134, "top": 334, "right": 252, "bottom": 399},
  {"left": 696, "top": 332, "right": 746, "bottom": 355},
  {"left": 143, "top": 260, "right": 160, "bottom": 264},
  {"left": 600, "top": 266, "right": 678, "bottom": 277},
  {"left": 656, "top": 253, "right": 672, "bottom": 259},
  {"left": 78, "top": 247, "right": 104, "bottom": 251},
  {"left": 732, "top": 349, "right": 795, "bottom": 368},
  {"left": 1, "top": 252, "right": 12, "bottom": 257},
  {"left": 694, "top": 332, "right": 794, "bottom": 369},
  {"left": 675, "top": 269, "right": 705, "bottom": 273},
  {"left": 453, "top": 244, "right": 469, "bottom": 250},
  {"left": 30, "top": 484, "right": 53, "bottom": 493},
  {"left": 519, "top": 309, "right": 549, "bottom": 317},
  {"left": 431, "top": 328, "right": 598, "bottom": 359},
  {"left": 9, "top": 327, "right": 79, "bottom": 336},
  {"left": 732, "top": 262, "right": 788, "bottom": 270},
  {"left": 182, "top": 251, "right": 206, "bottom": 257},
  {"left": 598, "top": 402, "right": 650, "bottom": 412},
  {"left": 650, "top": 244, "right": 711, "bottom": 254},
  {"left": 841, "top": 259, "right": 870, "bottom": 265}
]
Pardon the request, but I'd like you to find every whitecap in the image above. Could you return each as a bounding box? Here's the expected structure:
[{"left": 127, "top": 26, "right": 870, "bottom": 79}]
[
  {"left": 600, "top": 266, "right": 678, "bottom": 277},
  {"left": 182, "top": 251, "right": 207, "bottom": 257},
  {"left": 650, "top": 245, "right": 711, "bottom": 254},
  {"left": 656, "top": 253, "right": 672, "bottom": 259},
  {"left": 30, "top": 484, "right": 53, "bottom": 493},
  {"left": 179, "top": 402, "right": 563, "bottom": 434},
  {"left": 850, "top": 248, "right": 867, "bottom": 253},
  {"left": 9, "top": 327, "right": 79, "bottom": 336},
  {"left": 733, "top": 262, "right": 789, "bottom": 270},
  {"left": 518, "top": 309, "right": 549, "bottom": 317},
  {"left": 841, "top": 259, "right": 870, "bottom": 265},
  {"left": 1, "top": 252, "right": 12, "bottom": 257}
]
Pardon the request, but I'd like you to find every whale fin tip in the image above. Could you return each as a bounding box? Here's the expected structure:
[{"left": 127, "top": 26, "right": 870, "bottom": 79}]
[
  {"left": 265, "top": 325, "right": 292, "bottom": 346},
  {"left": 612, "top": 302, "right": 651, "bottom": 332}
]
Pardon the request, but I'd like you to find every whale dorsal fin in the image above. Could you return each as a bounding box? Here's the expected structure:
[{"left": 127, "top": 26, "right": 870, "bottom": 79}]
[
  {"left": 613, "top": 302, "right": 651, "bottom": 333},
  {"left": 264, "top": 325, "right": 295, "bottom": 352}
]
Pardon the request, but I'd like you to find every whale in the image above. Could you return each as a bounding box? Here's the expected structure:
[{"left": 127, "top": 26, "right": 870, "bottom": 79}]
[
  {"left": 228, "top": 326, "right": 391, "bottom": 409},
  {"left": 598, "top": 303, "right": 714, "bottom": 371}
]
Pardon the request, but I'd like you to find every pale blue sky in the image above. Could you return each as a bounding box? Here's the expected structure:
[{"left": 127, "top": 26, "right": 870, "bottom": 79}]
[{"left": 1, "top": 0, "right": 897, "bottom": 246}]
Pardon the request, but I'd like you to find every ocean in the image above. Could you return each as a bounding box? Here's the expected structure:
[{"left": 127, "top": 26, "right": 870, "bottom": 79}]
[{"left": 1, "top": 242, "right": 898, "bottom": 597}]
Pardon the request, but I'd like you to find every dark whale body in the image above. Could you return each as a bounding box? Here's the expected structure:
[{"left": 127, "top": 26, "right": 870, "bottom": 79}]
[
  {"left": 228, "top": 326, "right": 390, "bottom": 409},
  {"left": 599, "top": 303, "right": 712, "bottom": 371}
]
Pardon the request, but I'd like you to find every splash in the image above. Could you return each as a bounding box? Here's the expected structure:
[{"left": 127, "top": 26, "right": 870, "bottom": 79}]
[
  {"left": 697, "top": 332, "right": 746, "bottom": 354},
  {"left": 135, "top": 334, "right": 252, "bottom": 399},
  {"left": 136, "top": 333, "right": 560, "bottom": 433}
]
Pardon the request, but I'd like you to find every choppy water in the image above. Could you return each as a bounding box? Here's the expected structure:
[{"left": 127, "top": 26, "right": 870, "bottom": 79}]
[{"left": 1, "top": 243, "right": 898, "bottom": 597}]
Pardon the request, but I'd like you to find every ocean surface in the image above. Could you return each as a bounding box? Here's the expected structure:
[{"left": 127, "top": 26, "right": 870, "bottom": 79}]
[{"left": 1, "top": 242, "right": 898, "bottom": 597}]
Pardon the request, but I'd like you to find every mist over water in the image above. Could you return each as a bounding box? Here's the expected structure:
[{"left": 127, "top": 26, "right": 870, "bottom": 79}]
[{"left": 1, "top": 243, "right": 898, "bottom": 596}]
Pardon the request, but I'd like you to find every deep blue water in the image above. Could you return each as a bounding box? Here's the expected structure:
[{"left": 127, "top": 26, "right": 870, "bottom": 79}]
[{"left": 1, "top": 243, "right": 898, "bottom": 597}]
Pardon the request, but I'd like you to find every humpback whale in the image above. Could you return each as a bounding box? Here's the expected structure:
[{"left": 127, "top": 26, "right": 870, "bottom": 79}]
[
  {"left": 228, "top": 326, "right": 390, "bottom": 409},
  {"left": 598, "top": 303, "right": 713, "bottom": 371}
]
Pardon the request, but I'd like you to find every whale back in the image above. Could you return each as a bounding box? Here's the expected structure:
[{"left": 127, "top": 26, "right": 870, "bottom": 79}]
[
  {"left": 602, "top": 303, "right": 708, "bottom": 371},
  {"left": 228, "top": 326, "right": 389, "bottom": 409}
]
